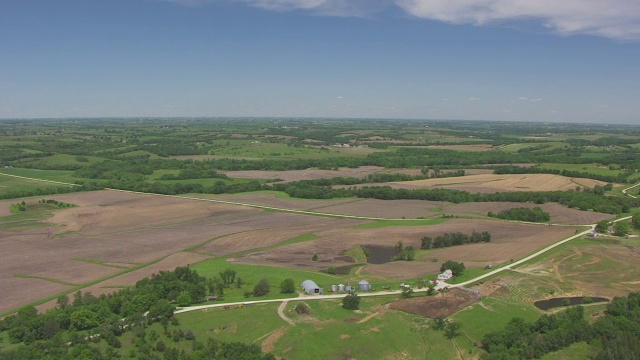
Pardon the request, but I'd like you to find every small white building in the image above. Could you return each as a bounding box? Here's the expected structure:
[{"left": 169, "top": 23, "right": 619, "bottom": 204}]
[{"left": 437, "top": 269, "right": 453, "bottom": 280}]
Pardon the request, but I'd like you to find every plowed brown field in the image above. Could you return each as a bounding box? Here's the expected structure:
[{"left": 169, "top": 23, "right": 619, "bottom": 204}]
[{"left": 391, "top": 174, "right": 608, "bottom": 192}]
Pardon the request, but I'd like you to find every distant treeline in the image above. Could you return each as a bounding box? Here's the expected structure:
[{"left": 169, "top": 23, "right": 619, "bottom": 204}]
[
  {"left": 421, "top": 231, "right": 491, "bottom": 249},
  {"left": 270, "top": 182, "right": 634, "bottom": 215},
  {"left": 482, "top": 292, "right": 640, "bottom": 359},
  {"left": 0, "top": 183, "right": 103, "bottom": 201},
  {"left": 0, "top": 266, "right": 275, "bottom": 360},
  {"left": 4, "top": 145, "right": 640, "bottom": 179}
]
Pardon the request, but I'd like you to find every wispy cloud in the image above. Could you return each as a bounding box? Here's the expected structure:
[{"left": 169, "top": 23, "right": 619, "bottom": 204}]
[
  {"left": 516, "top": 96, "right": 542, "bottom": 102},
  {"left": 238, "top": 0, "right": 387, "bottom": 16},
  {"left": 163, "top": 0, "right": 640, "bottom": 40},
  {"left": 469, "top": 96, "right": 480, "bottom": 101},
  {"left": 395, "top": 0, "right": 640, "bottom": 41}
]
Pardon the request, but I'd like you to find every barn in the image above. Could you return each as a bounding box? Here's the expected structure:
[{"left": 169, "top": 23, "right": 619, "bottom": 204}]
[{"left": 301, "top": 280, "right": 324, "bottom": 295}]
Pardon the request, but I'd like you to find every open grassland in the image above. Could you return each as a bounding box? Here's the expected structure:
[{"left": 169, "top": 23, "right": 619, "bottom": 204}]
[
  {"left": 0, "top": 168, "right": 82, "bottom": 183},
  {"left": 105, "top": 296, "right": 468, "bottom": 359},
  {"left": 18, "top": 153, "right": 107, "bottom": 167},
  {"left": 391, "top": 173, "right": 608, "bottom": 193},
  {"left": 190, "top": 257, "right": 345, "bottom": 303},
  {"left": 538, "top": 162, "right": 625, "bottom": 177},
  {"left": 0, "top": 172, "right": 76, "bottom": 196},
  {"left": 411, "top": 144, "right": 496, "bottom": 152},
  {"left": 503, "top": 236, "right": 640, "bottom": 301},
  {"left": 498, "top": 142, "right": 567, "bottom": 153}
]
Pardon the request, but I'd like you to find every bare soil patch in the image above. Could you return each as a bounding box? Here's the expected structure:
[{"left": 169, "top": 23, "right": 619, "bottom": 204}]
[
  {"left": 47, "top": 191, "right": 259, "bottom": 234},
  {"left": 195, "top": 193, "right": 359, "bottom": 211},
  {"left": 78, "top": 252, "right": 213, "bottom": 298},
  {"left": 0, "top": 200, "right": 13, "bottom": 216},
  {"left": 2, "top": 277, "right": 71, "bottom": 314},
  {"left": 390, "top": 289, "right": 477, "bottom": 318},
  {"left": 261, "top": 327, "right": 288, "bottom": 353},
  {"left": 444, "top": 202, "right": 613, "bottom": 225},
  {"left": 197, "top": 214, "right": 363, "bottom": 255},
  {"left": 223, "top": 166, "right": 422, "bottom": 182},
  {"left": 392, "top": 174, "right": 608, "bottom": 193}
]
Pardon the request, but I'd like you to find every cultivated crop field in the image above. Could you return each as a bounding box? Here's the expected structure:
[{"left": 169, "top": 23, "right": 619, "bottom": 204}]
[
  {"left": 391, "top": 173, "right": 609, "bottom": 193},
  {"left": 233, "top": 219, "right": 581, "bottom": 279},
  {"left": 223, "top": 165, "right": 422, "bottom": 182}
]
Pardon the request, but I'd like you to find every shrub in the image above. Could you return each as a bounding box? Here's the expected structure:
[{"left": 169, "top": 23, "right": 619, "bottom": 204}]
[
  {"left": 342, "top": 293, "right": 361, "bottom": 310},
  {"left": 253, "top": 278, "right": 270, "bottom": 297}
]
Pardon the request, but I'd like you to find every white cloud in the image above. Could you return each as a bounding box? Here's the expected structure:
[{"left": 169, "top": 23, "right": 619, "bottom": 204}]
[
  {"left": 395, "top": 0, "right": 640, "bottom": 40},
  {"left": 469, "top": 96, "right": 480, "bottom": 101}
]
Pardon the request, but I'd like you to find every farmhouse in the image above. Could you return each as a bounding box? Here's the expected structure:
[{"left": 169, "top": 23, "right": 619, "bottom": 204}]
[
  {"left": 301, "top": 280, "right": 324, "bottom": 295},
  {"left": 438, "top": 269, "right": 453, "bottom": 280}
]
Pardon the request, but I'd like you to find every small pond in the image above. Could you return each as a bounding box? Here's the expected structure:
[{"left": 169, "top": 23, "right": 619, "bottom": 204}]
[
  {"left": 534, "top": 296, "right": 609, "bottom": 311},
  {"left": 363, "top": 245, "right": 399, "bottom": 264}
]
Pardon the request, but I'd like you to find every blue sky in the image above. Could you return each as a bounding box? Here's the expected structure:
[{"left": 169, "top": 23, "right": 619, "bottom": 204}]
[{"left": 1, "top": 0, "right": 639, "bottom": 123}]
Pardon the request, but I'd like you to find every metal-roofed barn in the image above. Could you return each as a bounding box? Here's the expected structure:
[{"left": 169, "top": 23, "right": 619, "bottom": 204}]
[
  {"left": 301, "top": 280, "right": 324, "bottom": 295},
  {"left": 358, "top": 280, "right": 372, "bottom": 291}
]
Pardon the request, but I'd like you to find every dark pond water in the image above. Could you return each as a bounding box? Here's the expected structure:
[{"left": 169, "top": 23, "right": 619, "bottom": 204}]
[
  {"left": 534, "top": 296, "right": 609, "bottom": 311},
  {"left": 363, "top": 245, "right": 399, "bottom": 264}
]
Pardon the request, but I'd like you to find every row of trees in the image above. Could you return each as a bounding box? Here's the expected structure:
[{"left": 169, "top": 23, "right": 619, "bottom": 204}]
[
  {"left": 482, "top": 292, "right": 640, "bottom": 359},
  {"left": 421, "top": 231, "right": 492, "bottom": 249},
  {"left": 272, "top": 182, "right": 636, "bottom": 215}
]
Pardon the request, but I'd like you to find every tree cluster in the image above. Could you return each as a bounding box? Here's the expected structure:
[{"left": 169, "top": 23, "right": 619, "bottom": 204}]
[
  {"left": 488, "top": 207, "right": 551, "bottom": 222},
  {"left": 421, "top": 231, "right": 491, "bottom": 249},
  {"left": 440, "top": 261, "right": 465, "bottom": 276}
]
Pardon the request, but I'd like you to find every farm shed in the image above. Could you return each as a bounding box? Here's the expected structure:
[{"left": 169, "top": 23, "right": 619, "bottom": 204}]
[
  {"left": 301, "top": 280, "right": 324, "bottom": 295},
  {"left": 358, "top": 280, "right": 372, "bottom": 291}
]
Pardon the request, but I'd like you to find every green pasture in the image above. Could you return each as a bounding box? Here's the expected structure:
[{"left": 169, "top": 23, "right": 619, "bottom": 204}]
[
  {"left": 0, "top": 173, "right": 77, "bottom": 198},
  {"left": 0, "top": 168, "right": 81, "bottom": 184},
  {"left": 538, "top": 162, "right": 624, "bottom": 177},
  {"left": 452, "top": 297, "right": 540, "bottom": 344},
  {"left": 203, "top": 139, "right": 377, "bottom": 159},
  {"left": 21, "top": 154, "right": 106, "bottom": 167},
  {"left": 190, "top": 257, "right": 345, "bottom": 303},
  {"left": 540, "top": 342, "right": 591, "bottom": 360},
  {"left": 498, "top": 142, "right": 566, "bottom": 153},
  {"left": 0, "top": 208, "right": 53, "bottom": 230},
  {"left": 276, "top": 297, "right": 460, "bottom": 359},
  {"left": 106, "top": 295, "right": 468, "bottom": 359}
]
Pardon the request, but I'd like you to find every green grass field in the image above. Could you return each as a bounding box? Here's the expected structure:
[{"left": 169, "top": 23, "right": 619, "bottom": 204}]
[
  {"left": 0, "top": 174, "right": 65, "bottom": 195},
  {"left": 190, "top": 257, "right": 345, "bottom": 303},
  {"left": 0, "top": 168, "right": 81, "bottom": 184},
  {"left": 538, "top": 162, "right": 624, "bottom": 176}
]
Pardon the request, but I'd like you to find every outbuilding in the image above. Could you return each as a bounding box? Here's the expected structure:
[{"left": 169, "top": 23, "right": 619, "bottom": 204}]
[
  {"left": 358, "top": 280, "right": 372, "bottom": 291},
  {"left": 301, "top": 280, "right": 324, "bottom": 295}
]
